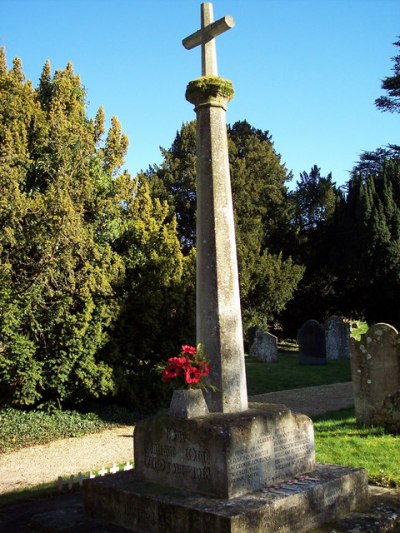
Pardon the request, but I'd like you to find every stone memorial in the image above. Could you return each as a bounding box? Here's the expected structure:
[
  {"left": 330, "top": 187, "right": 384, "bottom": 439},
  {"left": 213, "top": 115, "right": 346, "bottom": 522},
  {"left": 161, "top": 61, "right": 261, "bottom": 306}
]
[
  {"left": 84, "top": 4, "right": 368, "bottom": 531},
  {"left": 350, "top": 323, "right": 400, "bottom": 433},
  {"left": 249, "top": 328, "right": 278, "bottom": 362},
  {"left": 325, "top": 315, "right": 350, "bottom": 360},
  {"left": 298, "top": 319, "right": 327, "bottom": 365}
]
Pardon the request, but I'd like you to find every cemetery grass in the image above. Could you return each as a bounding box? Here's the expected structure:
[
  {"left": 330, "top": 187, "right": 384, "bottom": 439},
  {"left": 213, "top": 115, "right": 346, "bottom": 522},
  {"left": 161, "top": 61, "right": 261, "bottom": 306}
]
[
  {"left": 314, "top": 408, "right": 400, "bottom": 488},
  {"left": 245, "top": 351, "right": 351, "bottom": 395}
]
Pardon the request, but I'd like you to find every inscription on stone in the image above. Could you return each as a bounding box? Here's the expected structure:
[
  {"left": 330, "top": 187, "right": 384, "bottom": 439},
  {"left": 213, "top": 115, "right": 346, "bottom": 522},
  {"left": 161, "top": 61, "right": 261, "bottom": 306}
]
[
  {"left": 166, "top": 427, "right": 186, "bottom": 443},
  {"left": 144, "top": 431, "right": 212, "bottom": 483},
  {"left": 134, "top": 408, "right": 315, "bottom": 498},
  {"left": 273, "top": 430, "right": 312, "bottom": 473},
  {"left": 230, "top": 436, "right": 273, "bottom": 483}
]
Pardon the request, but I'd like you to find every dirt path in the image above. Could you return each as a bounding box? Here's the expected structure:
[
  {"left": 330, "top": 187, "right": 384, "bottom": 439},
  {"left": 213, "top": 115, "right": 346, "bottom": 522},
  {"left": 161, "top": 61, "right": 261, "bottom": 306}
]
[{"left": 0, "top": 383, "right": 354, "bottom": 496}]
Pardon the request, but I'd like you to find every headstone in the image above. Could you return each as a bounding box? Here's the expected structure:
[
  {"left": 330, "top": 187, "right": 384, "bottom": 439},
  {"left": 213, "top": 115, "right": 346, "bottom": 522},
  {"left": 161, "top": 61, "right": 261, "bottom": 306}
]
[
  {"left": 325, "top": 315, "right": 350, "bottom": 360},
  {"left": 84, "top": 4, "right": 368, "bottom": 530},
  {"left": 249, "top": 328, "right": 278, "bottom": 363},
  {"left": 247, "top": 325, "right": 259, "bottom": 351},
  {"left": 350, "top": 323, "right": 400, "bottom": 433},
  {"left": 298, "top": 319, "right": 327, "bottom": 365}
]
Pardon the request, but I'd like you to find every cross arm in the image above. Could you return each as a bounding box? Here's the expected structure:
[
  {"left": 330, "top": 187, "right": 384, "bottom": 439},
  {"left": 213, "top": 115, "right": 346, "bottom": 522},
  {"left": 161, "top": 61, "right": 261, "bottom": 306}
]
[{"left": 182, "top": 15, "right": 235, "bottom": 50}]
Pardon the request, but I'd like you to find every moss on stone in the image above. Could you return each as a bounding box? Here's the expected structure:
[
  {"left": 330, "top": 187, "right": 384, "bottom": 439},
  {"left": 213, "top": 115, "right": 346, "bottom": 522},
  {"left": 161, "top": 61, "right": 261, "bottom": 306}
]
[{"left": 185, "top": 76, "right": 234, "bottom": 106}]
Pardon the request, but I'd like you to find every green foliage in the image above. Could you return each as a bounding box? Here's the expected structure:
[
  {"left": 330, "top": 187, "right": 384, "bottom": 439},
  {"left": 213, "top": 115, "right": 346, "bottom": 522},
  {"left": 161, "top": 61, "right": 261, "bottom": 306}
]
[
  {"left": 0, "top": 51, "right": 193, "bottom": 411},
  {"left": 314, "top": 408, "right": 400, "bottom": 488},
  {"left": 245, "top": 353, "right": 351, "bottom": 395},
  {"left": 0, "top": 53, "right": 127, "bottom": 408},
  {"left": 144, "top": 121, "right": 197, "bottom": 253},
  {"left": 349, "top": 321, "right": 369, "bottom": 340},
  {"left": 375, "top": 37, "right": 400, "bottom": 113},
  {"left": 291, "top": 165, "right": 338, "bottom": 233},
  {"left": 146, "top": 120, "right": 303, "bottom": 335},
  {"left": 281, "top": 166, "right": 342, "bottom": 334},
  {"left": 102, "top": 177, "right": 194, "bottom": 412},
  {"left": 0, "top": 408, "right": 111, "bottom": 453},
  {"left": 331, "top": 158, "right": 400, "bottom": 326}
]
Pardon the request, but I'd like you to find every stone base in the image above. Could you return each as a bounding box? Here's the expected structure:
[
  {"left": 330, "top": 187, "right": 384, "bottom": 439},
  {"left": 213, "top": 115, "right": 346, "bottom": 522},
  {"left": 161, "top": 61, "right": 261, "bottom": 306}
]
[
  {"left": 84, "top": 463, "right": 368, "bottom": 533},
  {"left": 134, "top": 402, "right": 315, "bottom": 499}
]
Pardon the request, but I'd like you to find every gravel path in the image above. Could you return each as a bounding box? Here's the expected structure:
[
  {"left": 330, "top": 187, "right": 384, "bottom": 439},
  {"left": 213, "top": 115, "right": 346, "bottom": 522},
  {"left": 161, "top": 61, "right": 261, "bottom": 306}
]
[
  {"left": 0, "top": 427, "right": 134, "bottom": 495},
  {"left": 0, "top": 382, "right": 354, "bottom": 496},
  {"left": 250, "top": 381, "right": 353, "bottom": 417}
]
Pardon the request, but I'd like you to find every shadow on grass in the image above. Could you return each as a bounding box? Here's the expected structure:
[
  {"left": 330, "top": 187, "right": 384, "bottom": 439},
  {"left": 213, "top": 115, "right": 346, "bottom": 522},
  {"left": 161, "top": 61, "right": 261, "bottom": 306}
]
[{"left": 245, "top": 352, "right": 351, "bottom": 396}]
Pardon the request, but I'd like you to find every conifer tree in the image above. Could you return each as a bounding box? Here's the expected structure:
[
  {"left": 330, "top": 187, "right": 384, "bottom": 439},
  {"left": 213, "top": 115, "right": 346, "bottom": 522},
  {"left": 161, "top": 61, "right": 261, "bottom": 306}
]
[
  {"left": 375, "top": 37, "right": 400, "bottom": 113},
  {"left": 146, "top": 120, "right": 304, "bottom": 334},
  {"left": 0, "top": 52, "right": 190, "bottom": 410},
  {"left": 0, "top": 54, "right": 126, "bottom": 407}
]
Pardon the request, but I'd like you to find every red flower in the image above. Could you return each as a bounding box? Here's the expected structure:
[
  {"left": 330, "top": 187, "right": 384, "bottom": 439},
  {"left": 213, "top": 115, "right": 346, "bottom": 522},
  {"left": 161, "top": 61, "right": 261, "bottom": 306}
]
[
  {"left": 198, "top": 361, "right": 210, "bottom": 377},
  {"left": 162, "top": 363, "right": 182, "bottom": 383},
  {"left": 181, "top": 345, "right": 197, "bottom": 355},
  {"left": 167, "top": 356, "right": 190, "bottom": 367},
  {"left": 184, "top": 365, "right": 201, "bottom": 385}
]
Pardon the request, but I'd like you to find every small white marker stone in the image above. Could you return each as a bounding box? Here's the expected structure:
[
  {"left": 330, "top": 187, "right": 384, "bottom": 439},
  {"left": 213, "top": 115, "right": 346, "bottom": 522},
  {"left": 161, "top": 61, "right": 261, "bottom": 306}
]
[
  {"left": 110, "top": 464, "right": 119, "bottom": 474},
  {"left": 99, "top": 466, "right": 108, "bottom": 476}
]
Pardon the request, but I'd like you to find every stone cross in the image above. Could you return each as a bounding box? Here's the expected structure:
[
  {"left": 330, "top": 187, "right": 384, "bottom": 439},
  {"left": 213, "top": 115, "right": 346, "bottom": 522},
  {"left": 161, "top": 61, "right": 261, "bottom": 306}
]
[
  {"left": 183, "top": 3, "right": 248, "bottom": 414},
  {"left": 182, "top": 3, "right": 235, "bottom": 76}
]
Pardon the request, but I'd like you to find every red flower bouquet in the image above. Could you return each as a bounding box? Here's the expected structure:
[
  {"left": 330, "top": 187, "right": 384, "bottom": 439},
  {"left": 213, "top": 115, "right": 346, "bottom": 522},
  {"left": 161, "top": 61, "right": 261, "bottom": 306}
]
[{"left": 159, "top": 344, "right": 211, "bottom": 390}]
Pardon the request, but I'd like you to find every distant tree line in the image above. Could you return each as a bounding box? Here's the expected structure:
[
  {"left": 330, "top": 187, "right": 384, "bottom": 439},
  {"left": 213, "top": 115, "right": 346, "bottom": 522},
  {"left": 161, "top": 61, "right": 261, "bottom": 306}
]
[{"left": 0, "top": 37, "right": 398, "bottom": 411}]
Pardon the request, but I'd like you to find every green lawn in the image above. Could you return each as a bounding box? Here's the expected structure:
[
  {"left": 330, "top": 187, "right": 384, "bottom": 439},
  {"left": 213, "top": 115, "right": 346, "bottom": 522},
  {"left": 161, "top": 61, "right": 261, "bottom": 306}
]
[
  {"left": 314, "top": 408, "right": 400, "bottom": 488},
  {"left": 245, "top": 352, "right": 351, "bottom": 395}
]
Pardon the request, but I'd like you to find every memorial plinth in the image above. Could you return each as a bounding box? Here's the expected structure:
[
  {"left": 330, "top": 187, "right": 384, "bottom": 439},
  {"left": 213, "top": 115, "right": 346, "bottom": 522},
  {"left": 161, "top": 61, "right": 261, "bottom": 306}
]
[
  {"left": 84, "top": 462, "right": 368, "bottom": 533},
  {"left": 134, "top": 403, "right": 315, "bottom": 499}
]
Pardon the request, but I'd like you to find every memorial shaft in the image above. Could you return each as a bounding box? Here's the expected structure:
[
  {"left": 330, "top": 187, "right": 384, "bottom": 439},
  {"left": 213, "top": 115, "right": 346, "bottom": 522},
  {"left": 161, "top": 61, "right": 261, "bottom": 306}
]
[
  {"left": 184, "top": 3, "right": 247, "bottom": 413},
  {"left": 195, "top": 97, "right": 248, "bottom": 413}
]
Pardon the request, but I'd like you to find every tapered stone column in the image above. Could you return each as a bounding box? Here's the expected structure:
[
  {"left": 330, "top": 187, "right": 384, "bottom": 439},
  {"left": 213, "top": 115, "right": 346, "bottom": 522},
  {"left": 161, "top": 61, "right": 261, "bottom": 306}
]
[{"left": 186, "top": 77, "right": 247, "bottom": 413}]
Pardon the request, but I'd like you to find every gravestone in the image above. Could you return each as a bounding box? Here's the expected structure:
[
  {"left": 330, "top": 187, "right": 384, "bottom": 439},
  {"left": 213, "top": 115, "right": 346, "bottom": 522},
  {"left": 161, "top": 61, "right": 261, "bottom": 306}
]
[
  {"left": 247, "top": 325, "right": 258, "bottom": 351},
  {"left": 249, "top": 328, "right": 278, "bottom": 362},
  {"left": 325, "top": 315, "right": 350, "bottom": 360},
  {"left": 298, "top": 319, "right": 327, "bottom": 365},
  {"left": 84, "top": 4, "right": 368, "bottom": 531},
  {"left": 350, "top": 323, "right": 400, "bottom": 433}
]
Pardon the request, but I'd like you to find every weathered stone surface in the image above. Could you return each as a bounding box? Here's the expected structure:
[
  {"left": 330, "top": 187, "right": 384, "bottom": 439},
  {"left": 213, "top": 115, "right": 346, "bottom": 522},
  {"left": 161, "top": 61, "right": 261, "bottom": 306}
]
[
  {"left": 84, "top": 464, "right": 369, "bottom": 533},
  {"left": 325, "top": 315, "right": 350, "bottom": 360},
  {"left": 381, "top": 391, "right": 400, "bottom": 433},
  {"left": 134, "top": 403, "right": 315, "bottom": 499},
  {"left": 191, "top": 93, "right": 248, "bottom": 414},
  {"left": 183, "top": 5, "right": 247, "bottom": 415},
  {"left": 350, "top": 323, "right": 400, "bottom": 431},
  {"left": 169, "top": 389, "right": 209, "bottom": 419},
  {"left": 249, "top": 329, "right": 278, "bottom": 363},
  {"left": 298, "top": 319, "right": 327, "bottom": 365},
  {"left": 315, "top": 485, "right": 400, "bottom": 532}
]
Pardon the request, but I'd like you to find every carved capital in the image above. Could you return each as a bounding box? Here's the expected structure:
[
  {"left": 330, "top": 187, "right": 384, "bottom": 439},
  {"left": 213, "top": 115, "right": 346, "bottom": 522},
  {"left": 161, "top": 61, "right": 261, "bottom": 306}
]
[{"left": 185, "top": 76, "right": 234, "bottom": 110}]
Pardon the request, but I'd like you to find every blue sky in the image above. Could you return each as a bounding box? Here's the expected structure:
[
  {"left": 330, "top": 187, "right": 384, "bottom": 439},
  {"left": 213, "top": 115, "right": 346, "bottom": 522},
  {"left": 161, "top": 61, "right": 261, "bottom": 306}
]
[{"left": 1, "top": 0, "right": 398, "bottom": 188}]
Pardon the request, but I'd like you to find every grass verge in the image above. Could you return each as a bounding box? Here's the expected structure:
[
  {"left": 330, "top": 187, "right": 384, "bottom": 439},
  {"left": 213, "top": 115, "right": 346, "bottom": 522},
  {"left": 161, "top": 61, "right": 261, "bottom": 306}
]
[
  {"left": 245, "top": 352, "right": 351, "bottom": 395},
  {"left": 0, "top": 405, "right": 136, "bottom": 454},
  {"left": 314, "top": 407, "right": 400, "bottom": 488}
]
